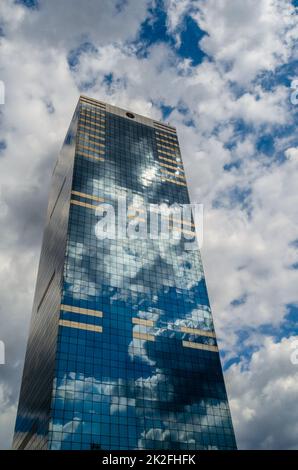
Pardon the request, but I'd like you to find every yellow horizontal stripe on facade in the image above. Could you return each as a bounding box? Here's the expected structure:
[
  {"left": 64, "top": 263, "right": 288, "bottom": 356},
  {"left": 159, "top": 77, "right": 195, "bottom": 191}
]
[
  {"left": 77, "top": 143, "right": 105, "bottom": 154},
  {"left": 155, "top": 130, "right": 177, "bottom": 137},
  {"left": 173, "top": 226, "right": 196, "bottom": 236},
  {"left": 156, "top": 133, "right": 177, "bottom": 140},
  {"left": 80, "top": 96, "right": 106, "bottom": 109},
  {"left": 59, "top": 319, "right": 102, "bottom": 333},
  {"left": 168, "top": 222, "right": 196, "bottom": 232},
  {"left": 80, "top": 97, "right": 106, "bottom": 107},
  {"left": 71, "top": 190, "right": 104, "bottom": 203},
  {"left": 159, "top": 161, "right": 184, "bottom": 172},
  {"left": 77, "top": 141, "right": 105, "bottom": 152},
  {"left": 80, "top": 95, "right": 106, "bottom": 103},
  {"left": 80, "top": 108, "right": 105, "bottom": 116},
  {"left": 173, "top": 221, "right": 195, "bottom": 229},
  {"left": 154, "top": 122, "right": 176, "bottom": 130},
  {"left": 127, "top": 214, "right": 146, "bottom": 222},
  {"left": 80, "top": 103, "right": 105, "bottom": 112},
  {"left": 80, "top": 109, "right": 105, "bottom": 116},
  {"left": 154, "top": 123, "right": 176, "bottom": 134},
  {"left": 157, "top": 147, "right": 178, "bottom": 155},
  {"left": 182, "top": 340, "right": 218, "bottom": 352},
  {"left": 77, "top": 140, "right": 105, "bottom": 151},
  {"left": 132, "top": 317, "right": 154, "bottom": 327},
  {"left": 81, "top": 105, "right": 105, "bottom": 113},
  {"left": 78, "top": 137, "right": 105, "bottom": 148},
  {"left": 156, "top": 138, "right": 179, "bottom": 148},
  {"left": 80, "top": 104, "right": 106, "bottom": 112},
  {"left": 180, "top": 326, "right": 216, "bottom": 338},
  {"left": 70, "top": 199, "right": 98, "bottom": 210},
  {"left": 159, "top": 153, "right": 180, "bottom": 160},
  {"left": 79, "top": 114, "right": 105, "bottom": 128},
  {"left": 77, "top": 142, "right": 105, "bottom": 152},
  {"left": 76, "top": 151, "right": 105, "bottom": 162},
  {"left": 80, "top": 115, "right": 106, "bottom": 126},
  {"left": 158, "top": 149, "right": 180, "bottom": 158},
  {"left": 163, "top": 178, "right": 187, "bottom": 187},
  {"left": 127, "top": 206, "right": 145, "bottom": 214},
  {"left": 81, "top": 106, "right": 105, "bottom": 114},
  {"left": 172, "top": 229, "right": 196, "bottom": 238},
  {"left": 158, "top": 155, "right": 181, "bottom": 164},
  {"left": 155, "top": 130, "right": 178, "bottom": 140},
  {"left": 80, "top": 118, "right": 105, "bottom": 130},
  {"left": 61, "top": 304, "right": 103, "bottom": 317},
  {"left": 128, "top": 208, "right": 184, "bottom": 225},
  {"left": 157, "top": 143, "right": 178, "bottom": 152},
  {"left": 160, "top": 169, "right": 186, "bottom": 180},
  {"left": 77, "top": 130, "right": 105, "bottom": 140},
  {"left": 78, "top": 124, "right": 105, "bottom": 135},
  {"left": 81, "top": 99, "right": 105, "bottom": 108},
  {"left": 133, "top": 331, "right": 155, "bottom": 342}
]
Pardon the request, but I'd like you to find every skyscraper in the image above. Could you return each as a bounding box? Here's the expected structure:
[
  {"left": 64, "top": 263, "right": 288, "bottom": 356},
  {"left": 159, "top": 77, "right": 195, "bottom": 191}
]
[{"left": 13, "top": 96, "right": 236, "bottom": 450}]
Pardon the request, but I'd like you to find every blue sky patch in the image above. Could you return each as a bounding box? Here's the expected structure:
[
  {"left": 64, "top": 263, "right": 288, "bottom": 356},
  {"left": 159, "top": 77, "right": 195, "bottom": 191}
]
[
  {"left": 258, "top": 304, "right": 298, "bottom": 341},
  {"left": 103, "top": 73, "right": 114, "bottom": 86},
  {"left": 135, "top": 1, "right": 171, "bottom": 57},
  {"left": 223, "top": 160, "right": 242, "bottom": 172},
  {"left": 134, "top": 3, "right": 205, "bottom": 66},
  {"left": 15, "top": 0, "right": 38, "bottom": 8},
  {"left": 221, "top": 328, "right": 258, "bottom": 370},
  {"left": 222, "top": 356, "right": 241, "bottom": 370},
  {"left": 177, "top": 15, "right": 206, "bottom": 66},
  {"left": 158, "top": 103, "right": 174, "bottom": 121},
  {"left": 223, "top": 119, "right": 254, "bottom": 151},
  {"left": 290, "top": 262, "right": 298, "bottom": 270},
  {"left": 258, "top": 62, "right": 298, "bottom": 92},
  {"left": 256, "top": 134, "right": 275, "bottom": 157},
  {"left": 67, "top": 42, "right": 98, "bottom": 70}
]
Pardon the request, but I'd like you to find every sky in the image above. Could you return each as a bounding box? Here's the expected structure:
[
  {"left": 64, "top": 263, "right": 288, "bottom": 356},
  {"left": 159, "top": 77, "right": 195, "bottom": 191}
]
[{"left": 0, "top": 0, "right": 298, "bottom": 450}]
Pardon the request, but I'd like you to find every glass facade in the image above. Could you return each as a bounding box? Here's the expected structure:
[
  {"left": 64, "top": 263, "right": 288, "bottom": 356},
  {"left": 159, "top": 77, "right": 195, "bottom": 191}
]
[{"left": 13, "top": 96, "right": 236, "bottom": 450}]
